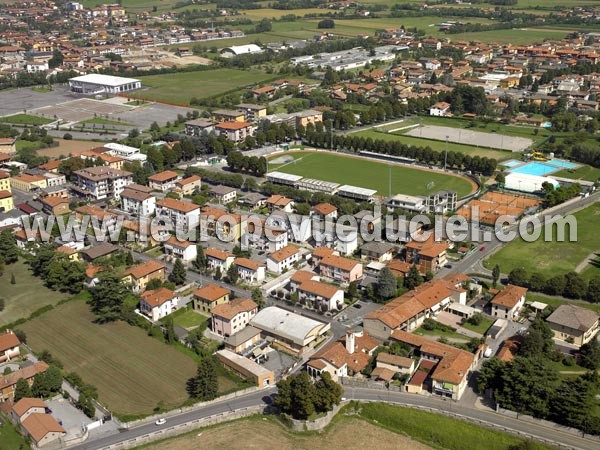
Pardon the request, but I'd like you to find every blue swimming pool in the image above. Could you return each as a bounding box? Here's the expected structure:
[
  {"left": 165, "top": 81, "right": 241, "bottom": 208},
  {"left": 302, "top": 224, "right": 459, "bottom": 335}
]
[
  {"left": 508, "top": 159, "right": 578, "bottom": 176},
  {"left": 503, "top": 160, "right": 522, "bottom": 168}
]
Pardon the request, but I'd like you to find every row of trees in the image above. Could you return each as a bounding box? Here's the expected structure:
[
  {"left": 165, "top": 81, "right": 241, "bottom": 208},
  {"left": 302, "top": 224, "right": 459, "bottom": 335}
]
[
  {"left": 508, "top": 268, "right": 600, "bottom": 303},
  {"left": 302, "top": 130, "right": 498, "bottom": 176},
  {"left": 226, "top": 151, "right": 268, "bottom": 176}
]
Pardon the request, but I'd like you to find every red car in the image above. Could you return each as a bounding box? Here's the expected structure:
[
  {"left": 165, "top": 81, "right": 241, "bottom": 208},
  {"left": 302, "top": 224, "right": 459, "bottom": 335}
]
[{"left": 479, "top": 246, "right": 486, "bottom": 252}]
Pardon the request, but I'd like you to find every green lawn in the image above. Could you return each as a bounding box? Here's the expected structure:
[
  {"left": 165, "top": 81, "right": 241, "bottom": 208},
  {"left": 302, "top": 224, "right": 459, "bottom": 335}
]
[
  {"left": 130, "top": 69, "right": 275, "bottom": 104},
  {"left": 31, "top": 86, "right": 53, "bottom": 93},
  {"left": 0, "top": 114, "right": 53, "bottom": 125},
  {"left": 415, "top": 327, "right": 468, "bottom": 341},
  {"left": 553, "top": 165, "right": 600, "bottom": 182},
  {"left": 357, "top": 402, "right": 552, "bottom": 450},
  {"left": 485, "top": 202, "right": 600, "bottom": 278},
  {"left": 445, "top": 28, "right": 569, "bottom": 44},
  {"left": 269, "top": 151, "right": 476, "bottom": 197},
  {"left": 15, "top": 140, "right": 42, "bottom": 151},
  {"left": 526, "top": 292, "right": 600, "bottom": 314},
  {"left": 355, "top": 130, "right": 512, "bottom": 161},
  {"left": 0, "top": 259, "right": 68, "bottom": 327},
  {"left": 172, "top": 310, "right": 210, "bottom": 329},
  {"left": 461, "top": 317, "right": 494, "bottom": 335},
  {"left": 19, "top": 300, "right": 198, "bottom": 416},
  {"left": 0, "top": 415, "right": 28, "bottom": 450},
  {"left": 580, "top": 261, "right": 600, "bottom": 282}
]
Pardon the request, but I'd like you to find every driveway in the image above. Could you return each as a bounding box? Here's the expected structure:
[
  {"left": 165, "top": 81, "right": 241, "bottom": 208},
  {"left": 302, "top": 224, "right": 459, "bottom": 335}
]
[{"left": 436, "top": 311, "right": 482, "bottom": 339}]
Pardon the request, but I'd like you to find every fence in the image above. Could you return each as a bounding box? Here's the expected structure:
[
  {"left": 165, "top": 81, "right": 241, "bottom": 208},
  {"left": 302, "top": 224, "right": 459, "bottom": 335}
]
[
  {"left": 340, "top": 377, "right": 403, "bottom": 392},
  {"left": 99, "top": 406, "right": 266, "bottom": 450},
  {"left": 120, "top": 386, "right": 260, "bottom": 429}
]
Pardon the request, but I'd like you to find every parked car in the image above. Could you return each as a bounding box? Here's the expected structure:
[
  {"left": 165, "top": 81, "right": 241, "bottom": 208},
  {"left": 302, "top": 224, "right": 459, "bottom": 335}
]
[
  {"left": 444, "top": 264, "right": 453, "bottom": 269},
  {"left": 353, "top": 303, "right": 362, "bottom": 309},
  {"left": 155, "top": 418, "right": 166, "bottom": 426},
  {"left": 479, "top": 246, "right": 486, "bottom": 252}
]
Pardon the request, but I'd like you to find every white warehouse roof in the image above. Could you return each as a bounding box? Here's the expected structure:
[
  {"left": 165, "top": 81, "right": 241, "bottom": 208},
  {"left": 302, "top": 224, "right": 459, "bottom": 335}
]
[
  {"left": 250, "top": 306, "right": 327, "bottom": 346},
  {"left": 504, "top": 172, "right": 559, "bottom": 193},
  {"left": 338, "top": 185, "right": 378, "bottom": 196},
  {"left": 221, "top": 44, "right": 263, "bottom": 55},
  {"left": 69, "top": 74, "right": 140, "bottom": 87}
]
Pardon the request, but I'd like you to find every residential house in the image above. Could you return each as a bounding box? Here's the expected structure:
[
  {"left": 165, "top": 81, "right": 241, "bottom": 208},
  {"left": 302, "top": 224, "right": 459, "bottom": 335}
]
[
  {"left": 155, "top": 198, "right": 200, "bottom": 233},
  {"left": 364, "top": 276, "right": 467, "bottom": 341},
  {"left": 164, "top": 235, "right": 197, "bottom": 262},
  {"left": 307, "top": 329, "right": 378, "bottom": 382},
  {"left": 214, "top": 122, "right": 255, "bottom": 142},
  {"left": 233, "top": 257, "right": 266, "bottom": 284},
  {"left": 296, "top": 279, "right": 344, "bottom": 312},
  {"left": 311, "top": 203, "right": 338, "bottom": 220},
  {"left": 266, "top": 245, "right": 301, "bottom": 273},
  {"left": 0, "top": 190, "right": 14, "bottom": 212},
  {"left": 546, "top": 304, "right": 599, "bottom": 347},
  {"left": 71, "top": 166, "right": 132, "bottom": 200},
  {"left": 205, "top": 247, "right": 235, "bottom": 272},
  {"left": 184, "top": 118, "right": 215, "bottom": 136},
  {"left": 238, "top": 192, "right": 267, "bottom": 210},
  {"left": 429, "top": 101, "right": 451, "bottom": 117},
  {"left": 21, "top": 412, "right": 66, "bottom": 448},
  {"left": 120, "top": 187, "right": 156, "bottom": 216},
  {"left": 55, "top": 244, "right": 79, "bottom": 262},
  {"left": 122, "top": 260, "right": 166, "bottom": 292},
  {"left": 211, "top": 298, "right": 258, "bottom": 337},
  {"left": 209, "top": 185, "right": 237, "bottom": 204},
  {"left": 490, "top": 284, "right": 527, "bottom": 320},
  {"left": 10, "top": 398, "right": 47, "bottom": 423},
  {"left": 193, "top": 284, "right": 230, "bottom": 314},
  {"left": 0, "top": 137, "right": 16, "bottom": 155},
  {"left": 175, "top": 175, "right": 201, "bottom": 196},
  {"left": 361, "top": 241, "right": 395, "bottom": 263},
  {"left": 318, "top": 254, "right": 363, "bottom": 285},
  {"left": 148, "top": 170, "right": 179, "bottom": 192},
  {"left": 80, "top": 242, "right": 118, "bottom": 262},
  {"left": 235, "top": 103, "right": 267, "bottom": 121},
  {"left": 0, "top": 331, "right": 20, "bottom": 363},
  {"left": 311, "top": 246, "right": 336, "bottom": 267},
  {"left": 0, "top": 361, "right": 48, "bottom": 402},
  {"left": 212, "top": 109, "right": 245, "bottom": 123},
  {"left": 223, "top": 326, "right": 262, "bottom": 353},
  {"left": 139, "top": 287, "right": 179, "bottom": 322},
  {"left": 84, "top": 264, "right": 102, "bottom": 288},
  {"left": 265, "top": 195, "right": 294, "bottom": 213},
  {"left": 405, "top": 237, "right": 449, "bottom": 273},
  {"left": 390, "top": 330, "right": 477, "bottom": 400},
  {"left": 40, "top": 197, "right": 70, "bottom": 215},
  {"left": 374, "top": 353, "right": 415, "bottom": 380}
]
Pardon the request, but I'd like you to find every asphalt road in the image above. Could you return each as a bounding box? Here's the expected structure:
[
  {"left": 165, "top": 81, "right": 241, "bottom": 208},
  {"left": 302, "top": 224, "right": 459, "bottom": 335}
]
[{"left": 70, "top": 386, "right": 598, "bottom": 450}]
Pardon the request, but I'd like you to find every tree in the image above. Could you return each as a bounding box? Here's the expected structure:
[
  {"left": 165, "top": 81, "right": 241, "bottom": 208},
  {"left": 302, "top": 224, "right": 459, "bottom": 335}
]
[
  {"left": 214, "top": 267, "right": 222, "bottom": 281},
  {"left": 32, "top": 366, "right": 62, "bottom": 398},
  {"left": 252, "top": 288, "right": 265, "bottom": 309},
  {"left": 164, "top": 316, "right": 176, "bottom": 345},
  {"left": 194, "top": 245, "right": 207, "bottom": 271},
  {"left": 492, "top": 264, "right": 500, "bottom": 288},
  {"left": 377, "top": 268, "right": 397, "bottom": 300},
  {"left": 317, "top": 18, "right": 335, "bottom": 29},
  {"left": 187, "top": 356, "right": 218, "bottom": 401},
  {"left": 520, "top": 317, "right": 554, "bottom": 358},
  {"left": 44, "top": 255, "right": 85, "bottom": 293},
  {"left": 563, "top": 271, "right": 587, "bottom": 299},
  {"left": 76, "top": 392, "right": 95, "bottom": 418},
  {"left": 0, "top": 229, "right": 18, "bottom": 264},
  {"left": 313, "top": 371, "right": 342, "bottom": 413},
  {"left": 289, "top": 371, "right": 315, "bottom": 420},
  {"left": 508, "top": 268, "right": 529, "bottom": 287},
  {"left": 579, "top": 338, "right": 600, "bottom": 371},
  {"left": 14, "top": 378, "right": 32, "bottom": 402},
  {"left": 88, "top": 273, "right": 131, "bottom": 323},
  {"left": 227, "top": 263, "right": 238, "bottom": 284},
  {"left": 404, "top": 265, "right": 423, "bottom": 290},
  {"left": 549, "top": 377, "right": 594, "bottom": 429},
  {"left": 169, "top": 259, "right": 187, "bottom": 285},
  {"left": 477, "top": 357, "right": 505, "bottom": 393},
  {"left": 586, "top": 277, "right": 600, "bottom": 303}
]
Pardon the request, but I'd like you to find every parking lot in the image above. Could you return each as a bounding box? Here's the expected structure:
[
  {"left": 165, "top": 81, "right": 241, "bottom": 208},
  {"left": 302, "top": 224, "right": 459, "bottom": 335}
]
[
  {"left": 0, "top": 85, "right": 74, "bottom": 116},
  {"left": 32, "top": 98, "right": 134, "bottom": 123},
  {"left": 46, "top": 398, "right": 93, "bottom": 438}
]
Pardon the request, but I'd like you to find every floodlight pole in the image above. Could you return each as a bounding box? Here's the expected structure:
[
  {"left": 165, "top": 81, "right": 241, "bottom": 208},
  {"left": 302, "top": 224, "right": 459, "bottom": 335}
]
[{"left": 444, "top": 135, "right": 449, "bottom": 171}]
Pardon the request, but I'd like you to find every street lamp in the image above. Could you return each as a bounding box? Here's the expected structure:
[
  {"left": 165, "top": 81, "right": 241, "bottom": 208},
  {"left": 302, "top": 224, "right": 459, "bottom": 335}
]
[{"left": 444, "top": 135, "right": 449, "bottom": 171}]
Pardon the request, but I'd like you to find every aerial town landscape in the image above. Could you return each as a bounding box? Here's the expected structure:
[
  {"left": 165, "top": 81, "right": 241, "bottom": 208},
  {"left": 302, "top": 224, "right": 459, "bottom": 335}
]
[{"left": 1, "top": 0, "right": 600, "bottom": 449}]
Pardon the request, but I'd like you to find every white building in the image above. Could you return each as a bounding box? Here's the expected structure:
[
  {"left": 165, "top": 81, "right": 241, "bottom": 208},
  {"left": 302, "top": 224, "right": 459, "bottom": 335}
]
[
  {"left": 121, "top": 187, "right": 156, "bottom": 216},
  {"left": 233, "top": 257, "right": 266, "bottom": 284},
  {"left": 139, "top": 287, "right": 179, "bottom": 322},
  {"left": 220, "top": 44, "right": 263, "bottom": 58},
  {"left": 296, "top": 279, "right": 344, "bottom": 311},
  {"left": 266, "top": 245, "right": 301, "bottom": 273},
  {"left": 155, "top": 198, "right": 200, "bottom": 232},
  {"left": 68, "top": 74, "right": 141, "bottom": 94},
  {"left": 164, "top": 235, "right": 197, "bottom": 262},
  {"left": 104, "top": 143, "right": 147, "bottom": 162},
  {"left": 72, "top": 166, "right": 132, "bottom": 200},
  {"left": 205, "top": 248, "right": 235, "bottom": 272},
  {"left": 504, "top": 172, "right": 559, "bottom": 193},
  {"left": 429, "top": 101, "right": 451, "bottom": 117}
]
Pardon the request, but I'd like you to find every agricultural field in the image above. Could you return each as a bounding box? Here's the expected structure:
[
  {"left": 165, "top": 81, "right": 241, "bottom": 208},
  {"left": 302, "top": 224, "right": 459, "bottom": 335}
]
[
  {"left": 144, "top": 403, "right": 548, "bottom": 450},
  {"left": 130, "top": 69, "right": 275, "bottom": 104},
  {"left": 0, "top": 259, "right": 67, "bottom": 327},
  {"left": 484, "top": 202, "right": 600, "bottom": 278},
  {"left": 240, "top": 8, "right": 325, "bottom": 20},
  {"left": 354, "top": 130, "right": 512, "bottom": 161},
  {"left": 444, "top": 28, "right": 569, "bottom": 45},
  {"left": 19, "top": 300, "right": 199, "bottom": 416},
  {"left": 268, "top": 151, "right": 476, "bottom": 197}
]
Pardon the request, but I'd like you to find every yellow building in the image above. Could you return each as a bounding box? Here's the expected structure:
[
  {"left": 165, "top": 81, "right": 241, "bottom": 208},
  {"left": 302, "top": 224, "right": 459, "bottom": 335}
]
[
  {"left": 0, "top": 170, "right": 11, "bottom": 192},
  {"left": 0, "top": 138, "right": 16, "bottom": 155},
  {"left": 122, "top": 260, "right": 166, "bottom": 293},
  {"left": 193, "top": 284, "right": 230, "bottom": 314},
  {"left": 0, "top": 190, "right": 14, "bottom": 212},
  {"left": 11, "top": 174, "right": 47, "bottom": 191}
]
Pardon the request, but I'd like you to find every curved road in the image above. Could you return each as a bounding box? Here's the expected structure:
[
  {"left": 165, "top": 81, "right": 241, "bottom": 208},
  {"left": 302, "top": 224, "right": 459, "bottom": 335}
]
[{"left": 70, "top": 386, "right": 597, "bottom": 450}]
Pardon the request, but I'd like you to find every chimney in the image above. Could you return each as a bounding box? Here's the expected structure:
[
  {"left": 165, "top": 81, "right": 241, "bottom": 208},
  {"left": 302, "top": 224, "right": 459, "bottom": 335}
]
[{"left": 346, "top": 329, "right": 355, "bottom": 354}]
